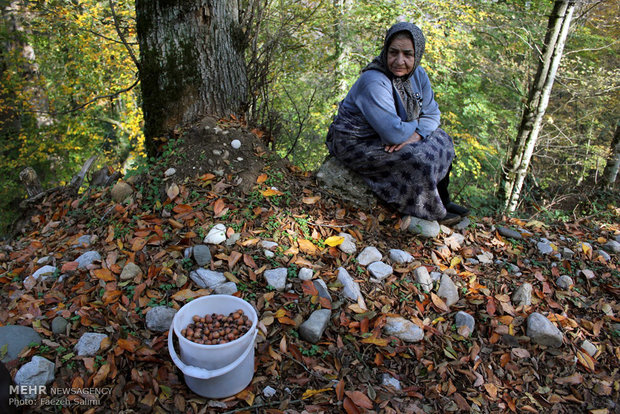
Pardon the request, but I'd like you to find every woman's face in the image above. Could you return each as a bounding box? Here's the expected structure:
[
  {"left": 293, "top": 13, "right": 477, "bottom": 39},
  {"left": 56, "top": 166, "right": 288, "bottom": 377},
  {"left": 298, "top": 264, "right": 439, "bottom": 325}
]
[{"left": 387, "top": 35, "right": 415, "bottom": 77}]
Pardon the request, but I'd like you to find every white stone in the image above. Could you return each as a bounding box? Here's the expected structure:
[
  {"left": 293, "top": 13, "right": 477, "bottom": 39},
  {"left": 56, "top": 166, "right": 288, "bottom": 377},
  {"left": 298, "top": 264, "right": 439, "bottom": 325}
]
[
  {"left": 75, "top": 251, "right": 101, "bottom": 269},
  {"left": 430, "top": 272, "right": 442, "bottom": 283},
  {"left": 383, "top": 317, "right": 424, "bottom": 342},
  {"left": 204, "top": 224, "right": 227, "bottom": 244},
  {"left": 32, "top": 265, "right": 57, "bottom": 281},
  {"left": 389, "top": 249, "right": 413, "bottom": 264},
  {"left": 231, "top": 139, "right": 241, "bottom": 149},
  {"left": 579, "top": 269, "right": 595, "bottom": 280},
  {"left": 14, "top": 356, "right": 55, "bottom": 399},
  {"left": 261, "top": 241, "right": 278, "bottom": 250},
  {"left": 603, "top": 240, "right": 620, "bottom": 254},
  {"left": 455, "top": 311, "right": 475, "bottom": 337},
  {"left": 407, "top": 217, "right": 440, "bottom": 238},
  {"left": 264, "top": 250, "right": 275, "bottom": 258},
  {"left": 73, "top": 234, "right": 93, "bottom": 247},
  {"left": 414, "top": 267, "right": 433, "bottom": 292},
  {"left": 437, "top": 274, "right": 459, "bottom": 307},
  {"left": 357, "top": 246, "right": 382, "bottom": 266},
  {"left": 444, "top": 233, "right": 466, "bottom": 250},
  {"left": 562, "top": 248, "right": 575, "bottom": 259},
  {"left": 75, "top": 333, "right": 108, "bottom": 356},
  {"left": 381, "top": 374, "right": 402, "bottom": 391},
  {"left": 581, "top": 339, "right": 598, "bottom": 357},
  {"left": 597, "top": 250, "right": 611, "bottom": 262},
  {"left": 368, "top": 261, "right": 393, "bottom": 282},
  {"left": 120, "top": 262, "right": 142, "bottom": 281},
  {"left": 190, "top": 269, "right": 227, "bottom": 289},
  {"left": 337, "top": 232, "right": 357, "bottom": 254},
  {"left": 146, "top": 307, "right": 177, "bottom": 332},
  {"left": 299, "top": 309, "right": 331, "bottom": 344},
  {"left": 264, "top": 268, "right": 287, "bottom": 291},
  {"left": 537, "top": 241, "right": 555, "bottom": 255},
  {"left": 193, "top": 245, "right": 212, "bottom": 266},
  {"left": 477, "top": 251, "right": 493, "bottom": 264},
  {"left": 164, "top": 168, "right": 176, "bottom": 177},
  {"left": 36, "top": 256, "right": 52, "bottom": 265},
  {"left": 513, "top": 283, "right": 533, "bottom": 307},
  {"left": 337, "top": 267, "right": 361, "bottom": 301},
  {"left": 298, "top": 268, "right": 313, "bottom": 281},
  {"left": 453, "top": 217, "right": 470, "bottom": 230},
  {"left": 556, "top": 275, "right": 573, "bottom": 290},
  {"left": 527, "top": 312, "right": 563, "bottom": 347},
  {"left": 214, "top": 282, "right": 238, "bottom": 295},
  {"left": 263, "top": 385, "right": 277, "bottom": 398}
]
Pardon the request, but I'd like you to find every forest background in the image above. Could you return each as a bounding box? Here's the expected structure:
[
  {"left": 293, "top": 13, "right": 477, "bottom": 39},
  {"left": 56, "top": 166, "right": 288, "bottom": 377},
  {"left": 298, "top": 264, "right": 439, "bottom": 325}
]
[{"left": 0, "top": 0, "right": 618, "bottom": 235}]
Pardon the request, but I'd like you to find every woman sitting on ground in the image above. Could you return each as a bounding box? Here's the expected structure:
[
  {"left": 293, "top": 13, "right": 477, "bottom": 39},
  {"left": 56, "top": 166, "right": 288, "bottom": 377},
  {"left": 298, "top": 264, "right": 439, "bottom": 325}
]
[{"left": 326, "top": 21, "right": 468, "bottom": 226}]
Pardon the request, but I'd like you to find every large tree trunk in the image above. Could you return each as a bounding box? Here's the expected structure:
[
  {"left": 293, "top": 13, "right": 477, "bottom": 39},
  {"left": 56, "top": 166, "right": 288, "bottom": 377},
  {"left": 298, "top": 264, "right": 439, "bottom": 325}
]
[
  {"left": 501, "top": 0, "right": 576, "bottom": 213},
  {"left": 602, "top": 123, "right": 620, "bottom": 188},
  {"left": 135, "top": 0, "right": 248, "bottom": 156}
]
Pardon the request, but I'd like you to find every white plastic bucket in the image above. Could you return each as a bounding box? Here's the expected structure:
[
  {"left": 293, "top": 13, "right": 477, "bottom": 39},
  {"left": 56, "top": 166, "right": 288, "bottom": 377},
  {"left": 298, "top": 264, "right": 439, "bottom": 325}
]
[{"left": 168, "top": 295, "right": 258, "bottom": 398}]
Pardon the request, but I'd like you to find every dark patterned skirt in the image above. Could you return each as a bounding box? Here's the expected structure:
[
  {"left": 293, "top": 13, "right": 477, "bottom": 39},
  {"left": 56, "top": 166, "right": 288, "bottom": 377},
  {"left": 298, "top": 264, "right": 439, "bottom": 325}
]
[{"left": 326, "top": 126, "right": 454, "bottom": 221}]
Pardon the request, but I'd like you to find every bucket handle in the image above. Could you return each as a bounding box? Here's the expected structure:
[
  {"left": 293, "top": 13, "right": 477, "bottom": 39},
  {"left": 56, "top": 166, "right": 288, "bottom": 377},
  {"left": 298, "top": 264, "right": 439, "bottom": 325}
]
[{"left": 168, "top": 327, "right": 257, "bottom": 380}]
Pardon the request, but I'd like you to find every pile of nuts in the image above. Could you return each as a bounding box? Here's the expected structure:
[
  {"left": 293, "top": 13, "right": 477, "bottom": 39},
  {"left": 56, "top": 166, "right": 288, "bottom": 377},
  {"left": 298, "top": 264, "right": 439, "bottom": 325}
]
[{"left": 181, "top": 309, "right": 252, "bottom": 345}]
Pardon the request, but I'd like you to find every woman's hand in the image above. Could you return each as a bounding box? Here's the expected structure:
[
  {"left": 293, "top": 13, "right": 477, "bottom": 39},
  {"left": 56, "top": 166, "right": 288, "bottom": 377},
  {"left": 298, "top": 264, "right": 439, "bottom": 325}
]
[{"left": 384, "top": 131, "right": 422, "bottom": 152}]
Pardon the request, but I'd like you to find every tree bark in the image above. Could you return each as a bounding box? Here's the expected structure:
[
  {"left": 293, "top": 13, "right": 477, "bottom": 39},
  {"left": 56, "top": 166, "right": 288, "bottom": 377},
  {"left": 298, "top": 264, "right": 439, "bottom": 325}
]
[
  {"left": 135, "top": 0, "right": 248, "bottom": 156},
  {"left": 501, "top": 0, "right": 576, "bottom": 213},
  {"left": 602, "top": 122, "right": 620, "bottom": 188}
]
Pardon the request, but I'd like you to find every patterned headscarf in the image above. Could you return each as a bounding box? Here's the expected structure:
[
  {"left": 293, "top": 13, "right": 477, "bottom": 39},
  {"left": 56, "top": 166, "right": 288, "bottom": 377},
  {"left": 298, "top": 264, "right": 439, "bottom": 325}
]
[{"left": 363, "top": 22, "right": 426, "bottom": 122}]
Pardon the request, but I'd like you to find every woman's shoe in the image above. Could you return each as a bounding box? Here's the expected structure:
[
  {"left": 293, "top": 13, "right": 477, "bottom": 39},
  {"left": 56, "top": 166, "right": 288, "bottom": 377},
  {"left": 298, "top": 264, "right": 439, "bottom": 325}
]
[
  {"left": 445, "top": 202, "right": 470, "bottom": 217},
  {"left": 439, "top": 212, "right": 462, "bottom": 226}
]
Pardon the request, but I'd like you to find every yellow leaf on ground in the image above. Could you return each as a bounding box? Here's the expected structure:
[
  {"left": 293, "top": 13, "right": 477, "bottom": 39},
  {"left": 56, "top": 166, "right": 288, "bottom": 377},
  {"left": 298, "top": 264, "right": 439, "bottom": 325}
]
[
  {"left": 302, "top": 388, "right": 332, "bottom": 399},
  {"left": 324, "top": 236, "right": 344, "bottom": 247},
  {"left": 360, "top": 336, "right": 389, "bottom": 346},
  {"left": 261, "top": 188, "right": 283, "bottom": 197},
  {"left": 256, "top": 173, "right": 268, "bottom": 183}
]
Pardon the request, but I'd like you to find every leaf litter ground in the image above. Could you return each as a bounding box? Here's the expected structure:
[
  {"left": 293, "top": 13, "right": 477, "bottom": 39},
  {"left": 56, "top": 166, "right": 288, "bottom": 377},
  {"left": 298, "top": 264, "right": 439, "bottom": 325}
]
[{"left": 1, "top": 120, "right": 619, "bottom": 413}]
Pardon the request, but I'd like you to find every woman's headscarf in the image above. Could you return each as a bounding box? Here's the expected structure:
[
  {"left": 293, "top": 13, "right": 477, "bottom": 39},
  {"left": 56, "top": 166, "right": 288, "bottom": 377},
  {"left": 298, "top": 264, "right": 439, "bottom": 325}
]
[{"left": 363, "top": 22, "right": 426, "bottom": 122}]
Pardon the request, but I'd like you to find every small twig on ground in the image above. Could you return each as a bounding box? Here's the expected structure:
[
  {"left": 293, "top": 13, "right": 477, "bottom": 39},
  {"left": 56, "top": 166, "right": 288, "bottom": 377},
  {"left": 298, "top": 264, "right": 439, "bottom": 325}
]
[{"left": 222, "top": 398, "right": 304, "bottom": 414}]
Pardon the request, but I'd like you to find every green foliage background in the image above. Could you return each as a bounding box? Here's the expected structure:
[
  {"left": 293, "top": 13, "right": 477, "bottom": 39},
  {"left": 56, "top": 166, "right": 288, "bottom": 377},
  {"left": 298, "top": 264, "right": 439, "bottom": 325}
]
[{"left": 0, "top": 0, "right": 618, "bottom": 233}]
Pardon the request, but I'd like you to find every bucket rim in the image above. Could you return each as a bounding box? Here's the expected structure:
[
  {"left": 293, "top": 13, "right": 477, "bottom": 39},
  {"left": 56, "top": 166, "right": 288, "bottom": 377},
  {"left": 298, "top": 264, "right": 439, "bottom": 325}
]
[{"left": 173, "top": 294, "right": 258, "bottom": 350}]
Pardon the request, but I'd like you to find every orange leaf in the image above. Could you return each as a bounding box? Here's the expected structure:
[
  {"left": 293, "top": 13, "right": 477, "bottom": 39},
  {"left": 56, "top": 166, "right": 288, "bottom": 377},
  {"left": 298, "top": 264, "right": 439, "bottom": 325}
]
[
  {"left": 576, "top": 349, "right": 595, "bottom": 371},
  {"left": 102, "top": 290, "right": 121, "bottom": 305},
  {"left": 243, "top": 254, "right": 257, "bottom": 269},
  {"left": 298, "top": 239, "right": 319, "bottom": 255},
  {"left": 278, "top": 316, "right": 297, "bottom": 325},
  {"left": 484, "top": 383, "right": 498, "bottom": 399},
  {"left": 131, "top": 237, "right": 147, "bottom": 252},
  {"left": 256, "top": 173, "right": 268, "bottom": 183},
  {"left": 343, "top": 397, "right": 361, "bottom": 414},
  {"left": 302, "top": 195, "right": 321, "bottom": 204},
  {"left": 302, "top": 280, "right": 319, "bottom": 296},
  {"left": 360, "top": 336, "right": 389, "bottom": 347},
  {"left": 228, "top": 251, "right": 242, "bottom": 269},
  {"left": 171, "top": 289, "right": 210, "bottom": 301},
  {"left": 345, "top": 390, "right": 373, "bottom": 409},
  {"left": 93, "top": 268, "right": 115, "bottom": 282},
  {"left": 555, "top": 373, "right": 584, "bottom": 385},
  {"left": 198, "top": 173, "right": 215, "bottom": 181},
  {"left": 431, "top": 293, "right": 450, "bottom": 313},
  {"left": 336, "top": 380, "right": 345, "bottom": 401},
  {"left": 213, "top": 199, "right": 228, "bottom": 218},
  {"left": 118, "top": 336, "right": 140, "bottom": 352},
  {"left": 92, "top": 363, "right": 110, "bottom": 388},
  {"left": 261, "top": 188, "right": 283, "bottom": 197},
  {"left": 172, "top": 204, "right": 193, "bottom": 214}
]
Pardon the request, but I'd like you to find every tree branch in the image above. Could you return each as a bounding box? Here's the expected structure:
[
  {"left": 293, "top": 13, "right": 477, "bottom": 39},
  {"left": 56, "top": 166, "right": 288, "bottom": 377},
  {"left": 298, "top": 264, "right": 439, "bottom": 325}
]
[{"left": 109, "top": 0, "right": 140, "bottom": 71}]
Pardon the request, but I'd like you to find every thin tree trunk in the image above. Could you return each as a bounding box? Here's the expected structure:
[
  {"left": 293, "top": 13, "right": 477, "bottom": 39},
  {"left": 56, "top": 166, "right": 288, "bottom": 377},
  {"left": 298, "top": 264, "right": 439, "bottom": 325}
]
[
  {"left": 501, "top": 0, "right": 576, "bottom": 212},
  {"left": 333, "top": 0, "right": 350, "bottom": 97},
  {"left": 602, "top": 123, "right": 620, "bottom": 187},
  {"left": 135, "top": 0, "right": 248, "bottom": 156}
]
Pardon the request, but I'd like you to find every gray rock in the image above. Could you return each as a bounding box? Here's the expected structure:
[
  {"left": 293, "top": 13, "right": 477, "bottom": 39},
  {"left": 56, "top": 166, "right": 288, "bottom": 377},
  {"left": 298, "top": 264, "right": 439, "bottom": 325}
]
[
  {"left": 264, "top": 250, "right": 275, "bottom": 258},
  {"left": 430, "top": 272, "right": 442, "bottom": 283},
  {"left": 581, "top": 339, "right": 598, "bottom": 357},
  {"left": 444, "top": 233, "right": 466, "bottom": 250},
  {"left": 477, "top": 251, "right": 493, "bottom": 264},
  {"left": 597, "top": 250, "right": 611, "bottom": 262},
  {"left": 437, "top": 274, "right": 459, "bottom": 307},
  {"left": 74, "top": 332, "right": 108, "bottom": 356},
  {"left": 73, "top": 234, "right": 93, "bottom": 247},
  {"left": 562, "top": 248, "right": 574, "bottom": 259},
  {"left": 384, "top": 317, "right": 424, "bottom": 342},
  {"left": 190, "top": 269, "right": 227, "bottom": 289},
  {"left": 439, "top": 224, "right": 453, "bottom": 235},
  {"left": 299, "top": 309, "right": 331, "bottom": 344},
  {"left": 261, "top": 241, "right": 279, "bottom": 251},
  {"left": 407, "top": 217, "right": 440, "bottom": 238},
  {"left": 214, "top": 282, "right": 238, "bottom": 295},
  {"left": 14, "top": 356, "right": 55, "bottom": 399},
  {"left": 313, "top": 279, "right": 331, "bottom": 302},
  {"left": 0, "top": 325, "right": 42, "bottom": 363},
  {"left": 453, "top": 217, "right": 470, "bottom": 230},
  {"left": 603, "top": 240, "right": 620, "bottom": 254},
  {"left": 497, "top": 226, "right": 523, "bottom": 240},
  {"left": 357, "top": 247, "right": 382, "bottom": 266},
  {"left": 146, "top": 306, "right": 177, "bottom": 332},
  {"left": 111, "top": 181, "right": 133, "bottom": 203},
  {"left": 389, "top": 249, "right": 413, "bottom": 264},
  {"left": 512, "top": 283, "right": 533, "bottom": 307},
  {"left": 381, "top": 374, "right": 402, "bottom": 391},
  {"left": 75, "top": 251, "right": 101, "bottom": 269},
  {"left": 337, "top": 267, "right": 361, "bottom": 301},
  {"left": 414, "top": 266, "right": 433, "bottom": 292},
  {"left": 368, "top": 261, "right": 393, "bottom": 282},
  {"left": 316, "top": 157, "right": 377, "bottom": 210},
  {"left": 527, "top": 312, "right": 563, "bottom": 348},
  {"left": 298, "top": 268, "right": 313, "bottom": 281},
  {"left": 537, "top": 241, "right": 554, "bottom": 255},
  {"left": 455, "top": 311, "right": 475, "bottom": 336},
  {"left": 51, "top": 317, "right": 69, "bottom": 335},
  {"left": 579, "top": 269, "right": 595, "bottom": 280},
  {"left": 193, "top": 245, "right": 212, "bottom": 266},
  {"left": 204, "top": 224, "right": 227, "bottom": 245},
  {"left": 164, "top": 168, "right": 176, "bottom": 177},
  {"left": 556, "top": 275, "right": 573, "bottom": 290},
  {"left": 120, "top": 262, "right": 142, "bottom": 281},
  {"left": 466, "top": 258, "right": 480, "bottom": 265},
  {"left": 184, "top": 247, "right": 193, "bottom": 258},
  {"left": 264, "top": 268, "right": 287, "bottom": 291},
  {"left": 32, "top": 265, "right": 57, "bottom": 281},
  {"left": 36, "top": 256, "right": 52, "bottom": 265},
  {"left": 225, "top": 233, "right": 241, "bottom": 246},
  {"left": 506, "top": 263, "right": 520, "bottom": 274},
  {"left": 615, "top": 234, "right": 620, "bottom": 244},
  {"left": 338, "top": 233, "right": 357, "bottom": 254}
]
